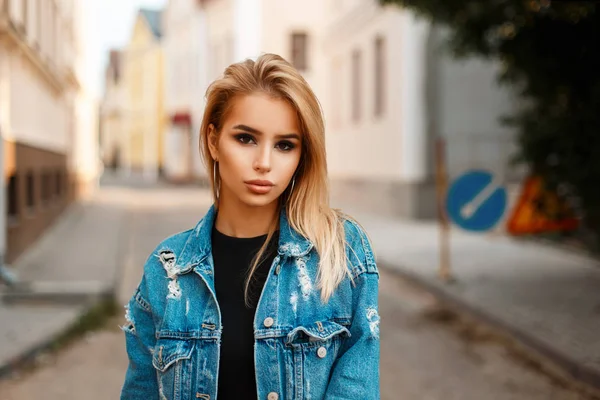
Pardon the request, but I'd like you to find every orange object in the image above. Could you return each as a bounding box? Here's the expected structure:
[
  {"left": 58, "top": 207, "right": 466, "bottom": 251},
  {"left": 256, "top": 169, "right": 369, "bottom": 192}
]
[{"left": 506, "top": 176, "right": 579, "bottom": 235}]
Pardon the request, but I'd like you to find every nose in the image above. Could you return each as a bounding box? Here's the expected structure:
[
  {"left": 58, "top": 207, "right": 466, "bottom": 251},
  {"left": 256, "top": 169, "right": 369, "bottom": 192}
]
[{"left": 253, "top": 145, "right": 272, "bottom": 172}]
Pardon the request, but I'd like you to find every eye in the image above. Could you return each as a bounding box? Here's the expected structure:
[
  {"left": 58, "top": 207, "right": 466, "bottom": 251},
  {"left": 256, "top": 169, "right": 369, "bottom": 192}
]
[
  {"left": 276, "top": 141, "right": 296, "bottom": 152},
  {"left": 235, "top": 134, "right": 255, "bottom": 145}
]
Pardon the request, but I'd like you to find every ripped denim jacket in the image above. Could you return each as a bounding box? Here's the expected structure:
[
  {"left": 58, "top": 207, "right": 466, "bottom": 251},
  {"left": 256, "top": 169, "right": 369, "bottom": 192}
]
[{"left": 120, "top": 204, "right": 380, "bottom": 400}]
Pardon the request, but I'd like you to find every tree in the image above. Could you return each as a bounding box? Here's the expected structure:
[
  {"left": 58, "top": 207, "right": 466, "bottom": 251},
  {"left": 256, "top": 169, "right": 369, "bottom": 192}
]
[{"left": 381, "top": 0, "right": 600, "bottom": 245}]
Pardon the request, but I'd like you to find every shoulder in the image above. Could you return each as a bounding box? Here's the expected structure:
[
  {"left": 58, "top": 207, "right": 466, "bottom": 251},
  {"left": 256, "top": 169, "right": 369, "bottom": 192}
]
[
  {"left": 134, "top": 227, "right": 198, "bottom": 310},
  {"left": 337, "top": 211, "right": 378, "bottom": 277},
  {"left": 142, "top": 228, "right": 195, "bottom": 277}
]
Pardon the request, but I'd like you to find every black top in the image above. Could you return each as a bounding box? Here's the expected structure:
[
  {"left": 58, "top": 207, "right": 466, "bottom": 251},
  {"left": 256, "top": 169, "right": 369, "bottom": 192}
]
[{"left": 211, "top": 225, "right": 279, "bottom": 400}]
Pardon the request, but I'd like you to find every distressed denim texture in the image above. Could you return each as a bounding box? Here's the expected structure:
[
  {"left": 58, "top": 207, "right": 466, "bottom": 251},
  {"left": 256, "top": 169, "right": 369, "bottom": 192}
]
[{"left": 121, "top": 204, "right": 380, "bottom": 400}]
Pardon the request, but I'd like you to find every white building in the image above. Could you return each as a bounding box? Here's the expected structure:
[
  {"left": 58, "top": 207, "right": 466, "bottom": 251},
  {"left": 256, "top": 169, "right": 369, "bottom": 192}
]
[
  {"left": 0, "top": 0, "right": 96, "bottom": 263},
  {"left": 163, "top": 0, "right": 208, "bottom": 183},
  {"left": 100, "top": 50, "right": 126, "bottom": 172},
  {"left": 160, "top": 0, "right": 523, "bottom": 219},
  {"left": 324, "top": 0, "right": 523, "bottom": 219},
  {"left": 202, "top": 0, "right": 328, "bottom": 98}
]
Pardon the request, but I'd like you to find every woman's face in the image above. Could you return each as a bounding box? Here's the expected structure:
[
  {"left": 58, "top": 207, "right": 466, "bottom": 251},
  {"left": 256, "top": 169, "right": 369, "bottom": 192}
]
[{"left": 209, "top": 93, "right": 302, "bottom": 209}]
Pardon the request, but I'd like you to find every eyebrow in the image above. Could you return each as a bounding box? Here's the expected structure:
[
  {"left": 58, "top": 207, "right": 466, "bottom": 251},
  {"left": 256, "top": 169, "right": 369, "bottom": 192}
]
[{"left": 232, "top": 124, "right": 301, "bottom": 140}]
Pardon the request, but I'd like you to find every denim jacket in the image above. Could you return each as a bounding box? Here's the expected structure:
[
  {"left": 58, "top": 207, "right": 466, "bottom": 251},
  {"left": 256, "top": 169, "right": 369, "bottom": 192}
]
[{"left": 121, "top": 204, "right": 380, "bottom": 400}]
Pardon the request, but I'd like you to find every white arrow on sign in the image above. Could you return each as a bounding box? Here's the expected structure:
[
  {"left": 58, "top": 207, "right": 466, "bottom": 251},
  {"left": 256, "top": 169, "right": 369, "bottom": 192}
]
[{"left": 459, "top": 176, "right": 503, "bottom": 220}]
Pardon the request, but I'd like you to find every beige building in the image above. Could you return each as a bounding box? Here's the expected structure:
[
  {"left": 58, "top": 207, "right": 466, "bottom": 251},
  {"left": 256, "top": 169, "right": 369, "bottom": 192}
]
[
  {"left": 324, "top": 0, "right": 522, "bottom": 219},
  {"left": 0, "top": 0, "right": 93, "bottom": 263}
]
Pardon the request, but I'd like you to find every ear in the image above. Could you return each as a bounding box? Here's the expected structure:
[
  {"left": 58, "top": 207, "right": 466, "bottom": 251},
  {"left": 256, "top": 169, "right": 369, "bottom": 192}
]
[{"left": 207, "top": 124, "right": 219, "bottom": 162}]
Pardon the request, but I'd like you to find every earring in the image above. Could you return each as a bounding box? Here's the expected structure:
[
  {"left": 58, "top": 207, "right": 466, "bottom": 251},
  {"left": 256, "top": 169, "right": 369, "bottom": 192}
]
[{"left": 213, "top": 162, "right": 219, "bottom": 199}]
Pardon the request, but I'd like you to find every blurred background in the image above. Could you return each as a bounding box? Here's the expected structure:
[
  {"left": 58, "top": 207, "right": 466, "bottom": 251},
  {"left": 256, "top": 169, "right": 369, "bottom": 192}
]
[{"left": 0, "top": 0, "right": 599, "bottom": 399}]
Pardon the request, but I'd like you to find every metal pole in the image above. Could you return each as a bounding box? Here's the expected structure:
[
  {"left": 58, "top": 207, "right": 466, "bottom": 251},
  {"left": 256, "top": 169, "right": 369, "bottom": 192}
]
[{"left": 435, "top": 137, "right": 452, "bottom": 282}]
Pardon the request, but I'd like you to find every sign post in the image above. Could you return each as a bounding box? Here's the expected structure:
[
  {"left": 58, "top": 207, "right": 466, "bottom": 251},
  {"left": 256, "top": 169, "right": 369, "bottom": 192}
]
[
  {"left": 437, "top": 168, "right": 508, "bottom": 284},
  {"left": 435, "top": 138, "right": 452, "bottom": 282}
]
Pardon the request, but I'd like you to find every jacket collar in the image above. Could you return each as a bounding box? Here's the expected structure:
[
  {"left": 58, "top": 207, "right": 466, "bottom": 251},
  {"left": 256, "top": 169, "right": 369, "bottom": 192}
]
[{"left": 176, "top": 204, "right": 313, "bottom": 271}]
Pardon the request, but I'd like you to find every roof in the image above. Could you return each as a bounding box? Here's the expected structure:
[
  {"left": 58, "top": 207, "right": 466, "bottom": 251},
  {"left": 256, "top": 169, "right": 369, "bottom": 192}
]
[{"left": 139, "top": 8, "right": 163, "bottom": 39}]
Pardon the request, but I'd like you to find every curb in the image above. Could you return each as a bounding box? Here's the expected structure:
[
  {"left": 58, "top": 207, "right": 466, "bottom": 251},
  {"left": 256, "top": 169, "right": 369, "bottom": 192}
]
[
  {"left": 1, "top": 282, "right": 113, "bottom": 306},
  {"left": 513, "top": 235, "right": 600, "bottom": 262},
  {"left": 0, "top": 289, "right": 117, "bottom": 381},
  {"left": 379, "top": 261, "right": 600, "bottom": 397}
]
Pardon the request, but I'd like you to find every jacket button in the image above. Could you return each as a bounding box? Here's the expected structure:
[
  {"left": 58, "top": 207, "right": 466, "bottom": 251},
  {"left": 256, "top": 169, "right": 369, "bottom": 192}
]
[
  {"left": 275, "top": 264, "right": 281, "bottom": 275},
  {"left": 317, "top": 346, "right": 327, "bottom": 358},
  {"left": 263, "top": 317, "right": 274, "bottom": 328},
  {"left": 267, "top": 392, "right": 279, "bottom": 400}
]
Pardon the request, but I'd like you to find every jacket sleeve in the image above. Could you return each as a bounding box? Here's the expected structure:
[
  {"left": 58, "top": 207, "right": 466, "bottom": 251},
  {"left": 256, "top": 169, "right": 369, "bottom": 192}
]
[
  {"left": 120, "top": 275, "right": 159, "bottom": 399},
  {"left": 325, "top": 220, "right": 381, "bottom": 399}
]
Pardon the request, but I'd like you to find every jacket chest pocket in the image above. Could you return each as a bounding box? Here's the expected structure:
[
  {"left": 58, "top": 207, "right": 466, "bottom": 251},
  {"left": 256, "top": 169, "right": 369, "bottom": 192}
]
[
  {"left": 152, "top": 337, "right": 195, "bottom": 400},
  {"left": 285, "top": 321, "right": 351, "bottom": 399}
]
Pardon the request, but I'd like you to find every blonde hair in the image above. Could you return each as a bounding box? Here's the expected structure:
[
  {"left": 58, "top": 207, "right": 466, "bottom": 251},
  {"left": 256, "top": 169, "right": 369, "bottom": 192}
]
[{"left": 199, "top": 53, "right": 365, "bottom": 305}]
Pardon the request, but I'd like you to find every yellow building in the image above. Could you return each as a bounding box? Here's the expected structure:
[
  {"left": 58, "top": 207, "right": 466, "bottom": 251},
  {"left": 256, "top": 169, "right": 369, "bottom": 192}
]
[{"left": 122, "top": 8, "right": 165, "bottom": 180}]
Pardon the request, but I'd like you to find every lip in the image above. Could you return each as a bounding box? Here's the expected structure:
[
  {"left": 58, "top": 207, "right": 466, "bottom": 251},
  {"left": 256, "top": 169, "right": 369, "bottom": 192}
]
[
  {"left": 245, "top": 180, "right": 274, "bottom": 186},
  {"left": 245, "top": 182, "right": 274, "bottom": 194}
]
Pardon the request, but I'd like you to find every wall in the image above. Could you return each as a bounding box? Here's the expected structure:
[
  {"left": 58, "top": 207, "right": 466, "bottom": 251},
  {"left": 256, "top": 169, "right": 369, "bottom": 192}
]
[
  {"left": 5, "top": 141, "right": 71, "bottom": 263},
  {"left": 325, "top": 2, "right": 403, "bottom": 181},
  {"left": 9, "top": 53, "right": 69, "bottom": 153},
  {"left": 431, "top": 26, "right": 523, "bottom": 182}
]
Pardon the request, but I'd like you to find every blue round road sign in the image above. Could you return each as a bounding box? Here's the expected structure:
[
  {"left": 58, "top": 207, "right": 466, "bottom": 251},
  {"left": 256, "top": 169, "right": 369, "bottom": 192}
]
[{"left": 446, "top": 170, "right": 507, "bottom": 232}]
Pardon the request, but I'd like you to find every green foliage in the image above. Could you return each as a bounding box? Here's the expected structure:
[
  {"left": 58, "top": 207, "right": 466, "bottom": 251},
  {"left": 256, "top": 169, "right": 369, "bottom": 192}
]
[
  {"left": 50, "top": 296, "right": 120, "bottom": 351},
  {"left": 381, "top": 0, "right": 600, "bottom": 239}
]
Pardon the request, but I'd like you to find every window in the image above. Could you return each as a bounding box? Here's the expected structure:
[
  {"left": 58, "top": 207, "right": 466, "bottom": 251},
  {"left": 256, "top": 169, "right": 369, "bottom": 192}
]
[
  {"left": 352, "top": 49, "right": 362, "bottom": 122},
  {"left": 41, "top": 171, "right": 47, "bottom": 203},
  {"left": 26, "top": 171, "right": 35, "bottom": 211},
  {"left": 290, "top": 32, "right": 308, "bottom": 71},
  {"left": 133, "top": 64, "right": 143, "bottom": 102},
  {"left": 41, "top": 170, "right": 51, "bottom": 203},
  {"left": 331, "top": 57, "right": 342, "bottom": 129},
  {"left": 374, "top": 36, "right": 386, "bottom": 117},
  {"left": 210, "top": 43, "right": 219, "bottom": 79},
  {"left": 7, "top": 174, "right": 19, "bottom": 222}
]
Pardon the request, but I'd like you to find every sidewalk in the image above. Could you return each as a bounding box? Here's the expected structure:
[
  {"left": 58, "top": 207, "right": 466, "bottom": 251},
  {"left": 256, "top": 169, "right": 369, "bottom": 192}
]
[
  {"left": 0, "top": 188, "right": 131, "bottom": 379},
  {"left": 344, "top": 205, "right": 600, "bottom": 391}
]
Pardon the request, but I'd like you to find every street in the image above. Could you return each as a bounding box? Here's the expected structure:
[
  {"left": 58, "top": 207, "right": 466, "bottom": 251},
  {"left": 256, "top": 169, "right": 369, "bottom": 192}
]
[{"left": 0, "top": 179, "right": 586, "bottom": 399}]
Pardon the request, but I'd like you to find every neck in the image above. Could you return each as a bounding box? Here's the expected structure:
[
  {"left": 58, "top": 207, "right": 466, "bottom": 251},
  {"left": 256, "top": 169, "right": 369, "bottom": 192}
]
[{"left": 214, "top": 193, "right": 279, "bottom": 238}]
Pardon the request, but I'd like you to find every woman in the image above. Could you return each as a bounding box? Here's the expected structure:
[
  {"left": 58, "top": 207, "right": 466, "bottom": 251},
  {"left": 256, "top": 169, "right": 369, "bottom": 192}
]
[{"left": 121, "top": 53, "right": 380, "bottom": 400}]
